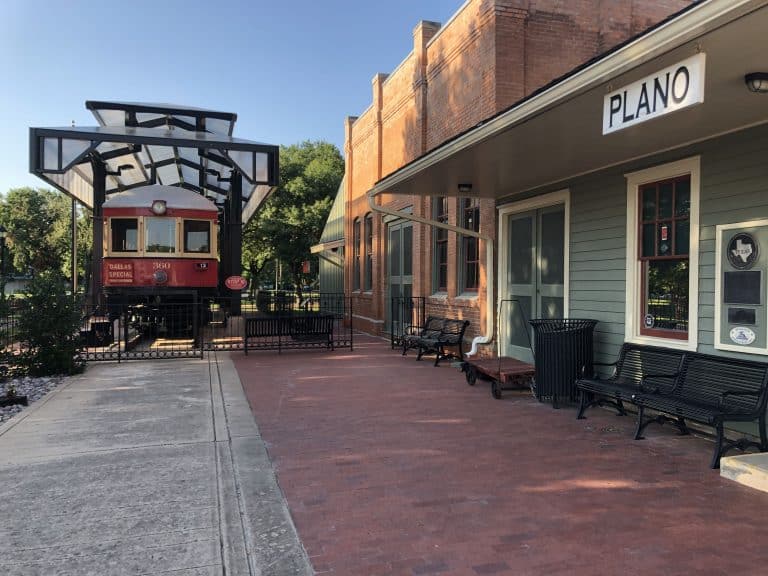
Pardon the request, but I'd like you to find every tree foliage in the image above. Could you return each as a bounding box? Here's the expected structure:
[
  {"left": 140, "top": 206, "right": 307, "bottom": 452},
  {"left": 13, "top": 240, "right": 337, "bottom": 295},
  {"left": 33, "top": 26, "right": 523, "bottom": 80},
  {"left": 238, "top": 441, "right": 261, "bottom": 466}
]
[
  {"left": 242, "top": 141, "right": 343, "bottom": 292},
  {"left": 16, "top": 270, "right": 84, "bottom": 376},
  {"left": 0, "top": 187, "right": 91, "bottom": 282}
]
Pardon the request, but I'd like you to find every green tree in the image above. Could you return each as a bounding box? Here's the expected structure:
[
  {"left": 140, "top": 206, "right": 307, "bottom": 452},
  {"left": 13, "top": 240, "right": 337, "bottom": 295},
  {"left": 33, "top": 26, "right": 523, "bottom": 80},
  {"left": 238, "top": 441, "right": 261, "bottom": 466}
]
[
  {"left": 16, "top": 270, "right": 84, "bottom": 376},
  {"left": 243, "top": 141, "right": 344, "bottom": 295},
  {"left": 0, "top": 187, "right": 91, "bottom": 282}
]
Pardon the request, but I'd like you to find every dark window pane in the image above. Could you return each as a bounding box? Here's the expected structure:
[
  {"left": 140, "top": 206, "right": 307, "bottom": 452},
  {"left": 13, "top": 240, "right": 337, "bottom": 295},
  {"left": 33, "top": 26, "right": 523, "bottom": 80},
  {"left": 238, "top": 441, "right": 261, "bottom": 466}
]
[
  {"left": 675, "top": 179, "right": 690, "bottom": 216},
  {"left": 508, "top": 296, "right": 532, "bottom": 348},
  {"left": 403, "top": 225, "right": 413, "bottom": 276},
  {"left": 183, "top": 220, "right": 210, "bottom": 253},
  {"left": 657, "top": 222, "right": 672, "bottom": 256},
  {"left": 659, "top": 182, "right": 673, "bottom": 219},
  {"left": 644, "top": 260, "right": 689, "bottom": 332},
  {"left": 540, "top": 209, "right": 564, "bottom": 285},
  {"left": 111, "top": 218, "right": 138, "bottom": 252},
  {"left": 390, "top": 228, "right": 400, "bottom": 277},
  {"left": 642, "top": 223, "right": 655, "bottom": 257},
  {"left": 641, "top": 187, "right": 656, "bottom": 221},
  {"left": 675, "top": 219, "right": 690, "bottom": 255},
  {"left": 540, "top": 296, "right": 564, "bottom": 320},
  {"left": 510, "top": 217, "right": 533, "bottom": 284}
]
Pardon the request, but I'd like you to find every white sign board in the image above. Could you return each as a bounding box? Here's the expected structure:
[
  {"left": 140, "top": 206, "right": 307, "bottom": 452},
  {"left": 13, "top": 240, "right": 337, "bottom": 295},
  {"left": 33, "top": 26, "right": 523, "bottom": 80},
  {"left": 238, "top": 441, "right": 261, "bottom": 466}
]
[{"left": 603, "top": 53, "right": 706, "bottom": 135}]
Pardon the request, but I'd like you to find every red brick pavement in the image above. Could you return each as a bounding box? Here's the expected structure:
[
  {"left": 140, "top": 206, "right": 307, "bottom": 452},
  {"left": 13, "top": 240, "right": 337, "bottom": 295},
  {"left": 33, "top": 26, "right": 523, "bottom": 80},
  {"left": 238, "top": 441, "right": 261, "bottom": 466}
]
[{"left": 233, "top": 335, "right": 768, "bottom": 576}]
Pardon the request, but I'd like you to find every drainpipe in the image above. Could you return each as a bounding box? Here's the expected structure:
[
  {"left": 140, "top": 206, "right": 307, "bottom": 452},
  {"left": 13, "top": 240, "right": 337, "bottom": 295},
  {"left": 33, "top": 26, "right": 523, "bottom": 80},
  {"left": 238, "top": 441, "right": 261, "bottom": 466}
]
[{"left": 367, "top": 189, "right": 494, "bottom": 358}]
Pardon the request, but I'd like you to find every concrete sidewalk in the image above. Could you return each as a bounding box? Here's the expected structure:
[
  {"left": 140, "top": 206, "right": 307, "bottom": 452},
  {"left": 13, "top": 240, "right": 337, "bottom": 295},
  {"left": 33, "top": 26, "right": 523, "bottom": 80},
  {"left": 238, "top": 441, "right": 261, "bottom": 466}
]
[{"left": 0, "top": 353, "right": 311, "bottom": 576}]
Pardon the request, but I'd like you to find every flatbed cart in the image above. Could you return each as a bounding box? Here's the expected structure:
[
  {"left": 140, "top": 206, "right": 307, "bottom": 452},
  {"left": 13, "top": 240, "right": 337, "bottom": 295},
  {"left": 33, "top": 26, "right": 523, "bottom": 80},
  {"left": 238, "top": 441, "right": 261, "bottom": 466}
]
[
  {"left": 462, "top": 356, "right": 534, "bottom": 399},
  {"left": 461, "top": 299, "right": 534, "bottom": 399}
]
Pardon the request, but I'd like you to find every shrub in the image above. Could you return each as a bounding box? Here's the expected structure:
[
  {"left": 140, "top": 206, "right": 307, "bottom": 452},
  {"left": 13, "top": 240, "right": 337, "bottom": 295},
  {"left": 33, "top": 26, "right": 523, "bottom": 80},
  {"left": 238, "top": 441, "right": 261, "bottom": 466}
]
[{"left": 16, "top": 271, "right": 84, "bottom": 376}]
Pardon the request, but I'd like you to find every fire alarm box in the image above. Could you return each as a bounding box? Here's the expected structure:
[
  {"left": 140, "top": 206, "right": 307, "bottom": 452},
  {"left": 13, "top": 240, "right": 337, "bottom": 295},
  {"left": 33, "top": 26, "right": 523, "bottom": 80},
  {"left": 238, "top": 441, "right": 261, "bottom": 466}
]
[{"left": 716, "top": 221, "right": 768, "bottom": 354}]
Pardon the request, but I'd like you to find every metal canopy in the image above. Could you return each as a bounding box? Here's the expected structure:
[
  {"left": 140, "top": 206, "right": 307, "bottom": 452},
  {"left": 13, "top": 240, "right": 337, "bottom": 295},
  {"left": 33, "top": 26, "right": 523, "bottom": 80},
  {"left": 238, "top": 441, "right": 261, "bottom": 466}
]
[{"left": 29, "top": 101, "right": 279, "bottom": 223}]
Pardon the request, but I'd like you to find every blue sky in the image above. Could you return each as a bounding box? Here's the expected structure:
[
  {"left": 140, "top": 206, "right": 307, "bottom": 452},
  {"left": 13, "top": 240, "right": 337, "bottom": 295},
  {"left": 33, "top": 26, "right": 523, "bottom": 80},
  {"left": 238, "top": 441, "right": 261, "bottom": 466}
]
[{"left": 0, "top": 0, "right": 462, "bottom": 192}]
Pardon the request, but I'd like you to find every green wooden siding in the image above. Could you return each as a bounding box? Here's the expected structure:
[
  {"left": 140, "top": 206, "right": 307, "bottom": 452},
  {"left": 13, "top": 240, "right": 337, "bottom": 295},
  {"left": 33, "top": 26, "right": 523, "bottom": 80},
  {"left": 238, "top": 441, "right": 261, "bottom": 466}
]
[{"left": 317, "top": 178, "right": 345, "bottom": 294}]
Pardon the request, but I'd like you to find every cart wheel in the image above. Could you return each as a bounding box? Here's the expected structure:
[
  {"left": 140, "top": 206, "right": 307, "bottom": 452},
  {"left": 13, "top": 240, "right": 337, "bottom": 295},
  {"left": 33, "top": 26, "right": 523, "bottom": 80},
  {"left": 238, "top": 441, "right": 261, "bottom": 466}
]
[
  {"left": 491, "top": 381, "right": 502, "bottom": 400},
  {"left": 466, "top": 366, "right": 477, "bottom": 386}
]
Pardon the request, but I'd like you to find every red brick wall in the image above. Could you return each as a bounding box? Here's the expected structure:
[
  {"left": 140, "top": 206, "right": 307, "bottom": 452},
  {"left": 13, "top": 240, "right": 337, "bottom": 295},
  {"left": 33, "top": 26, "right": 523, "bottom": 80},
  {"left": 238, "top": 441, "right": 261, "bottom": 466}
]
[{"left": 344, "top": 0, "right": 693, "bottom": 339}]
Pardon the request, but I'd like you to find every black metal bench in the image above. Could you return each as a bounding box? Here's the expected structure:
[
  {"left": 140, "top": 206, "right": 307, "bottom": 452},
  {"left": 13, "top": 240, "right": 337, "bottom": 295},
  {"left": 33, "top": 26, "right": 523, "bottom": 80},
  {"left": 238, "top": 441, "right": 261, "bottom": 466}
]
[
  {"left": 632, "top": 352, "right": 768, "bottom": 469},
  {"left": 575, "top": 343, "right": 685, "bottom": 419},
  {"left": 402, "top": 316, "right": 469, "bottom": 367},
  {"left": 244, "top": 313, "right": 334, "bottom": 354}
]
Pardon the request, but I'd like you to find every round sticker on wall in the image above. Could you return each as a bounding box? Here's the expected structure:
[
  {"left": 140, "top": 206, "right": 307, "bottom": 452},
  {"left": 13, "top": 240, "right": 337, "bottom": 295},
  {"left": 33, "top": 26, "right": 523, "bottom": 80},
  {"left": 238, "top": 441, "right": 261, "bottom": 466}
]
[
  {"left": 730, "top": 326, "right": 756, "bottom": 346},
  {"left": 727, "top": 233, "right": 759, "bottom": 270},
  {"left": 644, "top": 314, "right": 655, "bottom": 328}
]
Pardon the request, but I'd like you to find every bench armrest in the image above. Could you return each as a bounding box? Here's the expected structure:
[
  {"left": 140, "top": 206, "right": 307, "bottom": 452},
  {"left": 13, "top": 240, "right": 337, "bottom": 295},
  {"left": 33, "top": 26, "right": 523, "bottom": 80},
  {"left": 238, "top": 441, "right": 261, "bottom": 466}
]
[
  {"left": 718, "top": 389, "right": 760, "bottom": 408},
  {"left": 581, "top": 361, "right": 618, "bottom": 379},
  {"left": 638, "top": 372, "right": 679, "bottom": 394}
]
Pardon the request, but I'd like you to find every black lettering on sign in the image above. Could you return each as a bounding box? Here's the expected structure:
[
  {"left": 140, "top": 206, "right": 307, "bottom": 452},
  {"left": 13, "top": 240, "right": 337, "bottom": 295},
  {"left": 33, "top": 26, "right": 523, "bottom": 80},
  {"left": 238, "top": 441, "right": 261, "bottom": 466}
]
[
  {"left": 653, "top": 73, "right": 669, "bottom": 112},
  {"left": 622, "top": 90, "right": 634, "bottom": 123},
  {"left": 636, "top": 82, "right": 650, "bottom": 118},
  {"left": 609, "top": 94, "right": 622, "bottom": 128},
  {"left": 672, "top": 66, "right": 689, "bottom": 104}
]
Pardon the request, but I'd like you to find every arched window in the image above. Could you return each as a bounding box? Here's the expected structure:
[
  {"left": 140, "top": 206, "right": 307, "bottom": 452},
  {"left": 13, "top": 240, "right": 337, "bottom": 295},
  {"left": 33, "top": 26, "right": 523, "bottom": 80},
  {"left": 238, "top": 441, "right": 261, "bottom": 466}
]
[
  {"left": 352, "top": 218, "right": 361, "bottom": 291},
  {"left": 364, "top": 213, "right": 373, "bottom": 291}
]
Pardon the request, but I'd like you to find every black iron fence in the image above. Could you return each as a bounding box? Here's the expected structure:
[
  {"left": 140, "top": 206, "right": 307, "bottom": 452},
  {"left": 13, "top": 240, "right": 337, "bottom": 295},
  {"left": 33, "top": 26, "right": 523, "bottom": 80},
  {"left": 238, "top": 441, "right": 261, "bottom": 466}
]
[
  {"left": 0, "top": 291, "right": 354, "bottom": 365},
  {"left": 76, "top": 292, "right": 354, "bottom": 361},
  {"left": 390, "top": 296, "right": 426, "bottom": 350}
]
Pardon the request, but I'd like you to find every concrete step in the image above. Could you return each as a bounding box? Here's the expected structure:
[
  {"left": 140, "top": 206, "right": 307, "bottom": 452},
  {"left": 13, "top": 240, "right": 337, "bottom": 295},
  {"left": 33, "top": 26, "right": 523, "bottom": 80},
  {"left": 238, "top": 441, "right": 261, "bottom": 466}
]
[{"left": 721, "top": 452, "right": 768, "bottom": 493}]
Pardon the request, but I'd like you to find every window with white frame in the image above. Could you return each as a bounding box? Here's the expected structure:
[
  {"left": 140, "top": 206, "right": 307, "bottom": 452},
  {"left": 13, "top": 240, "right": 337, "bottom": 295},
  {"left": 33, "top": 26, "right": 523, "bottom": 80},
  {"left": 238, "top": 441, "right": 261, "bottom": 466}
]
[{"left": 625, "top": 157, "right": 699, "bottom": 350}]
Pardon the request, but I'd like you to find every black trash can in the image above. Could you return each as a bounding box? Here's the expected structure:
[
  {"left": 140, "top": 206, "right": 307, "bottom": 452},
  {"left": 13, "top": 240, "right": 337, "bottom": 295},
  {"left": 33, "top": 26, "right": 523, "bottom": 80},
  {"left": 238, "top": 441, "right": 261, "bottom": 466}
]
[{"left": 529, "top": 318, "right": 598, "bottom": 408}]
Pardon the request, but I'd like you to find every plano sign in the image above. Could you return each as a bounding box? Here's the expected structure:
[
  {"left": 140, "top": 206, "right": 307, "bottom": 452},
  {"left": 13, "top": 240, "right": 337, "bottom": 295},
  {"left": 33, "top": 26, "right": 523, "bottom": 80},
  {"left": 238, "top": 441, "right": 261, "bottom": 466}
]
[{"left": 603, "top": 53, "right": 705, "bottom": 135}]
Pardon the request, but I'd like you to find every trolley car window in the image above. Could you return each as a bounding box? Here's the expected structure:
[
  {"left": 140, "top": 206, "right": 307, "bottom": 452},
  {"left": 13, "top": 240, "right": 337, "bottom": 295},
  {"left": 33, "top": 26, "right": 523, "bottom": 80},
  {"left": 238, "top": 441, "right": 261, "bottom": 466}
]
[
  {"left": 111, "top": 218, "right": 138, "bottom": 252},
  {"left": 145, "top": 217, "right": 176, "bottom": 253},
  {"left": 184, "top": 220, "right": 210, "bottom": 253}
]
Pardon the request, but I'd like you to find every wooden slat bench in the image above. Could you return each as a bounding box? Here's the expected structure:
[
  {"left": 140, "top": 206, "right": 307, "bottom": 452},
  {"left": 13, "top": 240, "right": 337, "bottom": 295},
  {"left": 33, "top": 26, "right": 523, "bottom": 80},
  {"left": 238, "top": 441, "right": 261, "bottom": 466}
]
[
  {"left": 575, "top": 343, "right": 685, "bottom": 419},
  {"left": 632, "top": 352, "right": 768, "bottom": 468},
  {"left": 402, "top": 316, "right": 470, "bottom": 367}
]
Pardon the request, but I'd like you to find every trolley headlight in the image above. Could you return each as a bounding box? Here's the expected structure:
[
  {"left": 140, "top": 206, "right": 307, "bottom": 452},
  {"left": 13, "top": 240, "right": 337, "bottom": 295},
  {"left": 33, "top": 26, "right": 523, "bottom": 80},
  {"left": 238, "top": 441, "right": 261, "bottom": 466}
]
[{"left": 151, "top": 200, "right": 167, "bottom": 215}]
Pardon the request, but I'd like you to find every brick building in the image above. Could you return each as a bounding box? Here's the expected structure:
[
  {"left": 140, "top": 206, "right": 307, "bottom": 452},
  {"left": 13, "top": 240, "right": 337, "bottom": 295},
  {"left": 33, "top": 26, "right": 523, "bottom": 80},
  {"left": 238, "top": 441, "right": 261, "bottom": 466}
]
[{"left": 340, "top": 0, "right": 693, "bottom": 343}]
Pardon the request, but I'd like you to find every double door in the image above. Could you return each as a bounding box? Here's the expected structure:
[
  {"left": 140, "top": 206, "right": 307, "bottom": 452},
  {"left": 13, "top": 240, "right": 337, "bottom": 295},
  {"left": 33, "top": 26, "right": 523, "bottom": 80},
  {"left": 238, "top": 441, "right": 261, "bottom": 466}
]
[
  {"left": 386, "top": 220, "right": 413, "bottom": 336},
  {"left": 502, "top": 204, "right": 566, "bottom": 362}
]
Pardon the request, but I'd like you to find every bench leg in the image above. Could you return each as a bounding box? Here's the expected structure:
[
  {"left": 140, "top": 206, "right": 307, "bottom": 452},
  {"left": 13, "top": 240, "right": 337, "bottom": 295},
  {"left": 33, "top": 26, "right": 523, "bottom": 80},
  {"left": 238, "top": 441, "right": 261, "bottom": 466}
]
[
  {"left": 760, "top": 413, "right": 768, "bottom": 452},
  {"left": 711, "top": 422, "right": 725, "bottom": 469},
  {"left": 674, "top": 417, "right": 691, "bottom": 436},
  {"left": 616, "top": 399, "right": 628, "bottom": 417},
  {"left": 416, "top": 346, "right": 424, "bottom": 361},
  {"left": 577, "top": 391, "right": 590, "bottom": 419},
  {"left": 634, "top": 406, "right": 647, "bottom": 440},
  {"left": 434, "top": 346, "right": 443, "bottom": 367}
]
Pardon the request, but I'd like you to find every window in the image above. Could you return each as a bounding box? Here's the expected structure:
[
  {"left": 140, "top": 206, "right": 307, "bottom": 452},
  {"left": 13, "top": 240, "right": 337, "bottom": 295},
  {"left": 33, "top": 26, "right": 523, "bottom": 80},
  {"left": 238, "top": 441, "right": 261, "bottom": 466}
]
[
  {"left": 460, "top": 197, "right": 480, "bottom": 292},
  {"left": 184, "top": 220, "right": 211, "bottom": 253},
  {"left": 433, "top": 197, "right": 448, "bottom": 292},
  {"left": 145, "top": 217, "right": 176, "bottom": 253},
  {"left": 110, "top": 218, "right": 138, "bottom": 253},
  {"left": 364, "top": 213, "right": 373, "bottom": 291},
  {"left": 352, "top": 218, "right": 361, "bottom": 291},
  {"left": 638, "top": 176, "right": 690, "bottom": 338},
  {"left": 625, "top": 157, "right": 699, "bottom": 350}
]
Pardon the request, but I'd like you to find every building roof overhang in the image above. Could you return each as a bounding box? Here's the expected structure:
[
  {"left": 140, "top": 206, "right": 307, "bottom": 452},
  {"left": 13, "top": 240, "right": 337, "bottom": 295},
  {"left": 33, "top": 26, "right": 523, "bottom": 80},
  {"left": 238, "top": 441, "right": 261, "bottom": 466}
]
[
  {"left": 30, "top": 101, "right": 279, "bottom": 224},
  {"left": 369, "top": 0, "right": 768, "bottom": 202}
]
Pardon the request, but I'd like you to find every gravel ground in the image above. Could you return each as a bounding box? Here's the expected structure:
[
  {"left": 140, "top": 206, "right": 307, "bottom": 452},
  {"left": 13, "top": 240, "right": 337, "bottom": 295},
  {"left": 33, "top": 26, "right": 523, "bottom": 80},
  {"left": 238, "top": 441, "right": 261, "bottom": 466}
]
[{"left": 0, "top": 375, "right": 67, "bottom": 423}]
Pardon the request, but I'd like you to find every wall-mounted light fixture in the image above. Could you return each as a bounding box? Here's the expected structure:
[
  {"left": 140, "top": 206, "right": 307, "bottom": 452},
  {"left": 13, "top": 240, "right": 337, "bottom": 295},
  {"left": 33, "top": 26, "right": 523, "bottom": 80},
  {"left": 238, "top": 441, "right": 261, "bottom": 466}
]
[
  {"left": 745, "top": 72, "right": 768, "bottom": 93},
  {"left": 457, "top": 183, "right": 473, "bottom": 194}
]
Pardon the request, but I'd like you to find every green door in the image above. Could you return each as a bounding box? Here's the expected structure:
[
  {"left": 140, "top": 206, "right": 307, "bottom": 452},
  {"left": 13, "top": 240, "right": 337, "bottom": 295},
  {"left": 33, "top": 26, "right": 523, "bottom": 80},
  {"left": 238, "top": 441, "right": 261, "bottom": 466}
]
[{"left": 502, "top": 205, "right": 565, "bottom": 362}]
